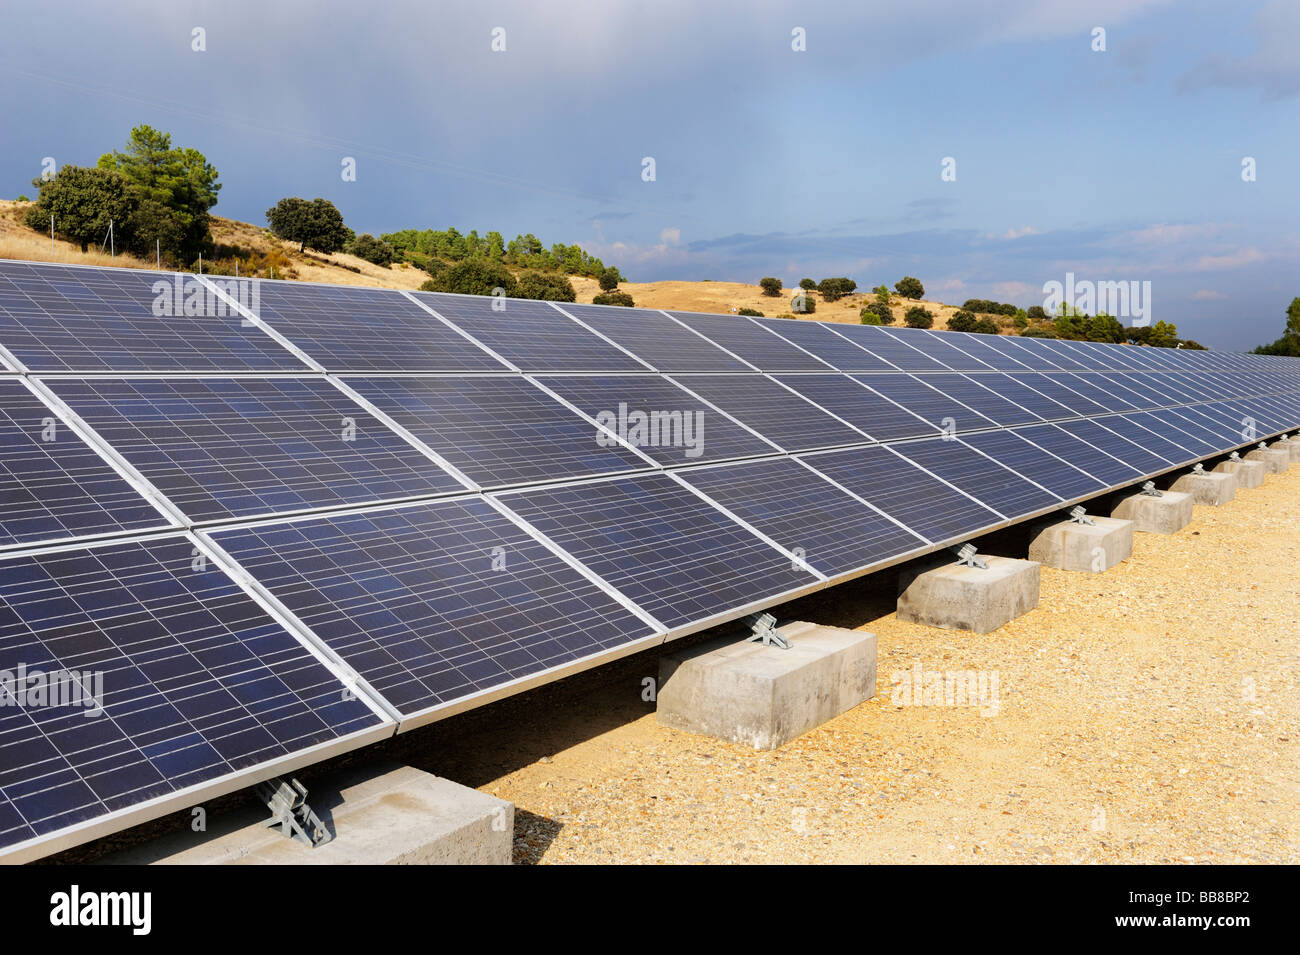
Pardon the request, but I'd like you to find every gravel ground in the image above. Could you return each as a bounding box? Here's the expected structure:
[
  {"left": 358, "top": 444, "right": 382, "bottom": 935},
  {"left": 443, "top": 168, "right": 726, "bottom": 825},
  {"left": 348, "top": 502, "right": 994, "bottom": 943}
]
[{"left": 460, "top": 467, "right": 1298, "bottom": 864}]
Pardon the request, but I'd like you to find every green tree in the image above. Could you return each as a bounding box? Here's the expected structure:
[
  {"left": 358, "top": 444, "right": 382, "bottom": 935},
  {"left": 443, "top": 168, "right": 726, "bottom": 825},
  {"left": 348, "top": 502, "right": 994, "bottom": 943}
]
[
  {"left": 599, "top": 268, "right": 621, "bottom": 292},
  {"left": 97, "top": 125, "right": 220, "bottom": 261},
  {"left": 972, "top": 317, "right": 999, "bottom": 335},
  {"left": 517, "top": 270, "right": 576, "bottom": 301},
  {"left": 947, "top": 309, "right": 977, "bottom": 332},
  {"left": 904, "top": 306, "right": 934, "bottom": 328},
  {"left": 759, "top": 276, "right": 782, "bottom": 297},
  {"left": 427, "top": 259, "right": 518, "bottom": 296},
  {"left": 799, "top": 278, "right": 817, "bottom": 290},
  {"left": 266, "top": 197, "right": 350, "bottom": 253},
  {"left": 862, "top": 302, "right": 894, "bottom": 324},
  {"left": 347, "top": 233, "right": 395, "bottom": 266},
  {"left": 873, "top": 285, "right": 891, "bottom": 305},
  {"left": 593, "top": 291, "right": 635, "bottom": 307},
  {"left": 24, "top": 165, "right": 137, "bottom": 252},
  {"left": 792, "top": 292, "right": 816, "bottom": 314},
  {"left": 895, "top": 276, "right": 924, "bottom": 299}
]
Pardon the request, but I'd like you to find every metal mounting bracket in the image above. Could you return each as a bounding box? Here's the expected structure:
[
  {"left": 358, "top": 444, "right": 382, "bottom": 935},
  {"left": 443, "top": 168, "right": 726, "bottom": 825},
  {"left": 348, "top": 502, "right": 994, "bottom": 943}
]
[
  {"left": 1257, "top": 441, "right": 1268, "bottom": 451},
  {"left": 950, "top": 543, "right": 988, "bottom": 569},
  {"left": 257, "top": 777, "right": 330, "bottom": 848},
  {"left": 1139, "top": 481, "right": 1163, "bottom": 497},
  {"left": 1068, "top": 505, "right": 1095, "bottom": 526},
  {"left": 1229, "top": 451, "right": 1241, "bottom": 461},
  {"left": 1192, "top": 462, "right": 1206, "bottom": 474},
  {"left": 743, "top": 611, "right": 791, "bottom": 650}
]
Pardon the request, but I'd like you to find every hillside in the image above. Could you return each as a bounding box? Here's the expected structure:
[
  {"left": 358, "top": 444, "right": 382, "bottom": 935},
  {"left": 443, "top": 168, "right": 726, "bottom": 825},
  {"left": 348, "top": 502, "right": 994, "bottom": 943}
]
[{"left": 0, "top": 199, "right": 982, "bottom": 330}]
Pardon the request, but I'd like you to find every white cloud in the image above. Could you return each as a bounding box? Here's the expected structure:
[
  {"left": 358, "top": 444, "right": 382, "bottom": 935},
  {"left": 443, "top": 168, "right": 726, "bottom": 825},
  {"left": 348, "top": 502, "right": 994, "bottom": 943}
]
[{"left": 1191, "top": 289, "right": 1227, "bottom": 300}]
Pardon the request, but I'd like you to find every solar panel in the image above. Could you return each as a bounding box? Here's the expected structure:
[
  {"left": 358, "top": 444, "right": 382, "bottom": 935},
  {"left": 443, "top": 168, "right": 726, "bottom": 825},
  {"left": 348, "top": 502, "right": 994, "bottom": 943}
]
[
  {"left": 0, "top": 263, "right": 305, "bottom": 373},
  {"left": 963, "top": 373, "right": 1079, "bottom": 421},
  {"left": 886, "top": 329, "right": 993, "bottom": 371},
  {"left": 251, "top": 282, "right": 509, "bottom": 372},
  {"left": 1090, "top": 414, "right": 1196, "bottom": 467},
  {"left": 1056, "top": 373, "right": 1141, "bottom": 412},
  {"left": 757, "top": 320, "right": 897, "bottom": 372},
  {"left": 852, "top": 374, "right": 999, "bottom": 435},
  {"left": 1013, "top": 423, "right": 1145, "bottom": 485},
  {"left": 1015, "top": 373, "right": 1110, "bottom": 416},
  {"left": 888, "top": 437, "right": 1062, "bottom": 519},
  {"left": 0, "top": 379, "right": 170, "bottom": 547},
  {"left": 830, "top": 324, "right": 948, "bottom": 371},
  {"left": 1056, "top": 418, "right": 1174, "bottom": 476},
  {"left": 997, "top": 337, "right": 1067, "bottom": 371},
  {"left": 959, "top": 428, "right": 1108, "bottom": 501},
  {"left": 343, "top": 375, "right": 649, "bottom": 488},
  {"left": 673, "top": 457, "right": 927, "bottom": 577},
  {"left": 930, "top": 332, "right": 1032, "bottom": 371},
  {"left": 48, "top": 377, "right": 467, "bottom": 522},
  {"left": 1155, "top": 407, "right": 1244, "bottom": 451},
  {"left": 0, "top": 534, "right": 386, "bottom": 857},
  {"left": 669, "top": 374, "right": 867, "bottom": 451},
  {"left": 534, "top": 374, "right": 777, "bottom": 464},
  {"left": 667, "top": 312, "right": 830, "bottom": 371},
  {"left": 800, "top": 445, "right": 1003, "bottom": 544},
  {"left": 210, "top": 499, "right": 657, "bottom": 722},
  {"left": 916, "top": 373, "right": 1045, "bottom": 427},
  {"left": 774, "top": 374, "right": 938, "bottom": 441},
  {"left": 556, "top": 304, "right": 750, "bottom": 372},
  {"left": 495, "top": 473, "right": 820, "bottom": 630},
  {"left": 415, "top": 293, "right": 646, "bottom": 372}
]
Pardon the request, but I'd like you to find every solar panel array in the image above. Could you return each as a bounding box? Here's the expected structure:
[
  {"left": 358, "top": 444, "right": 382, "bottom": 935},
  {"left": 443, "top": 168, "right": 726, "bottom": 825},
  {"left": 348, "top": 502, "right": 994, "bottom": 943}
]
[{"left": 1, "top": 258, "right": 1298, "bottom": 862}]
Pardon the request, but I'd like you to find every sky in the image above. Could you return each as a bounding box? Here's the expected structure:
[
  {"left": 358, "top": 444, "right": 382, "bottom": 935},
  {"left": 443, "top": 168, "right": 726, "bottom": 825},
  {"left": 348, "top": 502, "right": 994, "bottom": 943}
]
[{"left": 1, "top": 0, "right": 1298, "bottom": 350}]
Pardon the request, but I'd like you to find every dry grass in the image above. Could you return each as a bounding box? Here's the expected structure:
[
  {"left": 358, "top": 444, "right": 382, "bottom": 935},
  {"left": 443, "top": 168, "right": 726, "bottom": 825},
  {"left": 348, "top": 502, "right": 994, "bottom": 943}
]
[{"left": 2, "top": 198, "right": 1001, "bottom": 325}]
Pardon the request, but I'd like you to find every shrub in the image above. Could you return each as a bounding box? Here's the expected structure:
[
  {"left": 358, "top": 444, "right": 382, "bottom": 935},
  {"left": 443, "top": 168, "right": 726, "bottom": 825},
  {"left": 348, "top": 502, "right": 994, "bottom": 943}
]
[
  {"left": 592, "top": 291, "right": 635, "bottom": 307},
  {"left": 348, "top": 233, "right": 395, "bottom": 267},
  {"left": 598, "top": 268, "right": 620, "bottom": 292},
  {"left": 517, "top": 270, "right": 576, "bottom": 301},
  {"left": 860, "top": 311, "right": 882, "bottom": 325},
  {"left": 737, "top": 307, "right": 764, "bottom": 316},
  {"left": 1013, "top": 309, "right": 1029, "bottom": 328},
  {"left": 947, "top": 309, "right": 977, "bottom": 332},
  {"left": 1020, "top": 326, "right": 1056, "bottom": 338},
  {"left": 265, "top": 196, "right": 349, "bottom": 253},
  {"left": 895, "top": 276, "right": 924, "bottom": 299},
  {"left": 862, "top": 302, "right": 894, "bottom": 324},
  {"left": 1026, "top": 305, "right": 1046, "bottom": 320},
  {"left": 818, "top": 277, "right": 856, "bottom": 302},
  {"left": 791, "top": 292, "right": 816, "bottom": 314},
  {"left": 799, "top": 278, "right": 817, "bottom": 290},
  {"left": 427, "top": 259, "right": 518, "bottom": 296},
  {"left": 972, "top": 317, "right": 999, "bottom": 334},
  {"left": 904, "top": 306, "right": 934, "bottom": 328},
  {"left": 16, "top": 195, "right": 28, "bottom": 202},
  {"left": 873, "top": 285, "right": 891, "bottom": 305},
  {"left": 759, "top": 276, "right": 783, "bottom": 297}
]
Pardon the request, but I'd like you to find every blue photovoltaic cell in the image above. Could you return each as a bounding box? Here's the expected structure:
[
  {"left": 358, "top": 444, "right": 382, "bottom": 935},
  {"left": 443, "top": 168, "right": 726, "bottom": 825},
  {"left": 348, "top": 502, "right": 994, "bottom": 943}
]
[
  {"left": 0, "top": 262, "right": 305, "bottom": 372},
  {"left": 930, "top": 332, "right": 1031, "bottom": 371},
  {"left": 213, "top": 499, "right": 656, "bottom": 717},
  {"left": 999, "top": 338, "right": 1067, "bottom": 370},
  {"left": 344, "top": 376, "right": 647, "bottom": 487},
  {"left": 668, "top": 313, "right": 830, "bottom": 372},
  {"left": 1057, "top": 373, "right": 1141, "bottom": 412},
  {"left": 852, "top": 374, "right": 999, "bottom": 434},
  {"left": 960, "top": 428, "right": 1107, "bottom": 501},
  {"left": 534, "top": 375, "right": 776, "bottom": 464},
  {"left": 1095, "top": 373, "right": 1165, "bottom": 409},
  {"left": 1093, "top": 414, "right": 1196, "bottom": 467},
  {"left": 0, "top": 380, "right": 166, "bottom": 547},
  {"left": 1056, "top": 418, "right": 1174, "bottom": 476},
  {"left": 1148, "top": 409, "right": 1237, "bottom": 453},
  {"left": 757, "top": 320, "right": 896, "bottom": 372},
  {"left": 830, "top": 324, "right": 948, "bottom": 371},
  {"left": 673, "top": 457, "right": 926, "bottom": 577},
  {"left": 557, "top": 304, "right": 750, "bottom": 372},
  {"left": 1012, "top": 424, "right": 1145, "bottom": 485},
  {"left": 670, "top": 375, "right": 866, "bottom": 451},
  {"left": 775, "top": 374, "right": 938, "bottom": 440},
  {"left": 251, "top": 282, "right": 508, "bottom": 372},
  {"left": 976, "top": 373, "right": 1082, "bottom": 421},
  {"left": 1176, "top": 402, "right": 1254, "bottom": 443},
  {"left": 801, "top": 445, "right": 1003, "bottom": 543},
  {"left": 497, "top": 473, "right": 819, "bottom": 630},
  {"left": 1048, "top": 340, "right": 1111, "bottom": 370},
  {"left": 1014, "top": 374, "right": 1110, "bottom": 416},
  {"left": 917, "top": 373, "right": 1045, "bottom": 426},
  {"left": 415, "top": 293, "right": 646, "bottom": 372},
  {"left": 48, "top": 377, "right": 465, "bottom": 522},
  {"left": 889, "top": 437, "right": 1062, "bottom": 518},
  {"left": 887, "top": 329, "right": 993, "bottom": 371},
  {"left": 0, "top": 536, "right": 382, "bottom": 853}
]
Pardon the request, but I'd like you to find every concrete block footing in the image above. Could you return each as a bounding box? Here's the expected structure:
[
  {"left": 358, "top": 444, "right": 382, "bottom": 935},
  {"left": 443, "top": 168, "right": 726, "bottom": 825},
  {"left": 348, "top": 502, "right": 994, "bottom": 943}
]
[
  {"left": 1110, "top": 490, "right": 1194, "bottom": 534},
  {"left": 1277, "top": 440, "right": 1300, "bottom": 463},
  {"left": 656, "top": 621, "right": 876, "bottom": 750},
  {"left": 1027, "top": 516, "right": 1133, "bottom": 572},
  {"left": 1214, "top": 458, "right": 1265, "bottom": 489},
  {"left": 98, "top": 763, "right": 514, "bottom": 865},
  {"left": 896, "top": 555, "right": 1040, "bottom": 634},
  {"left": 1169, "top": 470, "right": 1236, "bottom": 507},
  {"left": 1247, "top": 447, "right": 1290, "bottom": 474}
]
